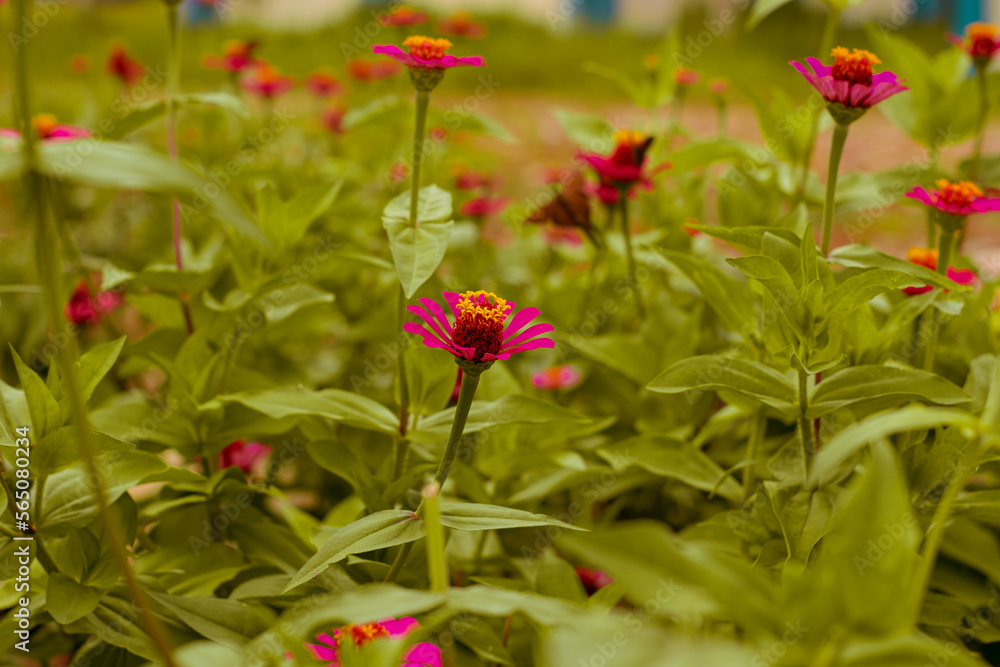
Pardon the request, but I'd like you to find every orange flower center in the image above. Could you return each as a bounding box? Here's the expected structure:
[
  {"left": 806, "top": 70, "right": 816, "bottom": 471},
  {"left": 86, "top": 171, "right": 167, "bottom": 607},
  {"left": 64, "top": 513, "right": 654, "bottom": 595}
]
[
  {"left": 449, "top": 10, "right": 473, "bottom": 27},
  {"left": 254, "top": 64, "right": 282, "bottom": 83},
  {"left": 830, "top": 47, "right": 881, "bottom": 86},
  {"left": 674, "top": 67, "right": 698, "bottom": 85},
  {"left": 967, "top": 23, "right": 999, "bottom": 58},
  {"left": 935, "top": 179, "right": 983, "bottom": 208},
  {"left": 404, "top": 36, "right": 452, "bottom": 60},
  {"left": 225, "top": 40, "right": 252, "bottom": 57},
  {"left": 344, "top": 623, "right": 389, "bottom": 648},
  {"left": 452, "top": 290, "right": 511, "bottom": 362},
  {"left": 613, "top": 130, "right": 648, "bottom": 149},
  {"left": 31, "top": 114, "right": 58, "bottom": 139},
  {"left": 392, "top": 5, "right": 419, "bottom": 19},
  {"left": 906, "top": 247, "right": 939, "bottom": 270}
]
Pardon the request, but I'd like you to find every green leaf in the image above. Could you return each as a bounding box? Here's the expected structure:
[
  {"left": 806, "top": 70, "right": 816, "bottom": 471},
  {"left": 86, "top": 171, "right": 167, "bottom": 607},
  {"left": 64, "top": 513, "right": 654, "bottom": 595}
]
[
  {"left": 78, "top": 336, "right": 126, "bottom": 404},
  {"left": 829, "top": 245, "right": 951, "bottom": 288},
  {"left": 580, "top": 63, "right": 643, "bottom": 105},
  {"left": 307, "top": 440, "right": 388, "bottom": 512},
  {"left": 552, "top": 108, "right": 613, "bottom": 149},
  {"left": 382, "top": 185, "right": 454, "bottom": 298},
  {"left": 342, "top": 95, "right": 402, "bottom": 130},
  {"left": 660, "top": 252, "right": 755, "bottom": 340},
  {"left": 808, "top": 407, "right": 978, "bottom": 488},
  {"left": 284, "top": 511, "right": 423, "bottom": 591},
  {"left": 746, "top": 0, "right": 796, "bottom": 28},
  {"left": 0, "top": 149, "right": 24, "bottom": 181},
  {"left": 150, "top": 592, "right": 272, "bottom": 647},
  {"left": 438, "top": 502, "right": 585, "bottom": 532},
  {"left": 684, "top": 224, "right": 801, "bottom": 254},
  {"left": 205, "top": 388, "right": 398, "bottom": 435},
  {"left": 668, "top": 137, "right": 764, "bottom": 172},
  {"left": 837, "top": 635, "right": 987, "bottom": 667},
  {"left": 177, "top": 91, "right": 248, "bottom": 118},
  {"left": 820, "top": 270, "right": 919, "bottom": 329},
  {"left": 11, "top": 346, "right": 62, "bottom": 437},
  {"left": 409, "top": 394, "right": 596, "bottom": 444},
  {"left": 47, "top": 572, "right": 104, "bottom": 624},
  {"left": 104, "top": 100, "right": 166, "bottom": 140},
  {"left": 31, "top": 427, "right": 135, "bottom": 476},
  {"left": 257, "top": 181, "right": 342, "bottom": 249},
  {"left": 597, "top": 435, "right": 743, "bottom": 501},
  {"left": 727, "top": 255, "right": 808, "bottom": 336},
  {"left": 808, "top": 365, "right": 971, "bottom": 418},
  {"left": 36, "top": 142, "right": 263, "bottom": 244},
  {"left": 647, "top": 355, "right": 797, "bottom": 414}
]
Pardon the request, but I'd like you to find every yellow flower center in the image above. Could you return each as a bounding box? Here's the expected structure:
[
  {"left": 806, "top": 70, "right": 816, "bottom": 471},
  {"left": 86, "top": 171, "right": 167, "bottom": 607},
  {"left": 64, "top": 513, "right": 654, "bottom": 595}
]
[
  {"left": 456, "top": 290, "right": 510, "bottom": 323},
  {"left": 344, "top": 623, "right": 389, "bottom": 649},
  {"left": 453, "top": 291, "right": 512, "bottom": 362},
  {"left": 225, "top": 40, "right": 251, "bottom": 57},
  {"left": 935, "top": 179, "right": 983, "bottom": 208},
  {"left": 31, "top": 114, "right": 58, "bottom": 139},
  {"left": 612, "top": 130, "right": 647, "bottom": 149},
  {"left": 830, "top": 47, "right": 881, "bottom": 86},
  {"left": 404, "top": 36, "right": 452, "bottom": 60},
  {"left": 969, "top": 22, "right": 998, "bottom": 41}
]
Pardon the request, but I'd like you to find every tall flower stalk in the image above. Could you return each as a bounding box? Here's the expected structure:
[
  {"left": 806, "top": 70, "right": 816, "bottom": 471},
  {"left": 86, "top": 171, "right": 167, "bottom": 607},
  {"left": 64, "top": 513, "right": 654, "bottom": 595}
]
[
  {"left": 163, "top": 0, "right": 194, "bottom": 334},
  {"left": 372, "top": 36, "right": 485, "bottom": 478},
  {"left": 951, "top": 23, "right": 1000, "bottom": 180},
  {"left": 384, "top": 291, "right": 554, "bottom": 581},
  {"left": 11, "top": 0, "right": 177, "bottom": 664},
  {"left": 905, "top": 180, "right": 1000, "bottom": 369},
  {"left": 791, "top": 47, "right": 908, "bottom": 254}
]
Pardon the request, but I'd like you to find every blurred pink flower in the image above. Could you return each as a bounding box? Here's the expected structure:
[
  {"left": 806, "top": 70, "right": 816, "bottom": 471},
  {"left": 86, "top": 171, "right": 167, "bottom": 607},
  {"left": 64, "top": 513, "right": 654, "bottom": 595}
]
[
  {"left": 454, "top": 168, "right": 494, "bottom": 191},
  {"left": 306, "top": 70, "right": 344, "bottom": 98},
  {"left": 204, "top": 40, "right": 259, "bottom": 73},
  {"left": 218, "top": 440, "right": 272, "bottom": 475},
  {"left": 902, "top": 247, "right": 978, "bottom": 295},
  {"left": 460, "top": 196, "right": 508, "bottom": 219},
  {"left": 241, "top": 63, "right": 294, "bottom": 99},
  {"left": 906, "top": 179, "right": 1000, "bottom": 217},
  {"left": 0, "top": 114, "right": 90, "bottom": 144},
  {"left": 107, "top": 45, "right": 143, "bottom": 86},
  {"left": 576, "top": 567, "right": 613, "bottom": 596},
  {"left": 322, "top": 105, "right": 346, "bottom": 135},
  {"left": 531, "top": 365, "right": 581, "bottom": 390},
  {"left": 65, "top": 280, "right": 122, "bottom": 326},
  {"left": 437, "top": 11, "right": 486, "bottom": 38},
  {"left": 378, "top": 5, "right": 428, "bottom": 26},
  {"left": 348, "top": 58, "right": 402, "bottom": 82},
  {"left": 674, "top": 67, "right": 698, "bottom": 86},
  {"left": 373, "top": 36, "right": 485, "bottom": 70},
  {"left": 949, "top": 22, "right": 1000, "bottom": 62}
]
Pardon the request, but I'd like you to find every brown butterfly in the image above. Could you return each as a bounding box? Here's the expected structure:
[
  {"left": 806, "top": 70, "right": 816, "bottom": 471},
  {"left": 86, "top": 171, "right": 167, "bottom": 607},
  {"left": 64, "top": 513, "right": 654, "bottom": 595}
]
[{"left": 526, "top": 169, "right": 600, "bottom": 246}]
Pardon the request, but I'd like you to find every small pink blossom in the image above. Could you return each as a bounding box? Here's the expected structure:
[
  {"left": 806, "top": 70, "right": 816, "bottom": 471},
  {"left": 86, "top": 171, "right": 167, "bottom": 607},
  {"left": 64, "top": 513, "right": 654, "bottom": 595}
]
[{"left": 531, "top": 365, "right": 581, "bottom": 390}]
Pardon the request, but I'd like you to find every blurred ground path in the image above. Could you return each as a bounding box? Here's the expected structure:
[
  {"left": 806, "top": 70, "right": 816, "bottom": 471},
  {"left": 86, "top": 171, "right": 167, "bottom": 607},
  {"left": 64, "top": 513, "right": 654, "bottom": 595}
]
[{"left": 444, "top": 90, "right": 1000, "bottom": 273}]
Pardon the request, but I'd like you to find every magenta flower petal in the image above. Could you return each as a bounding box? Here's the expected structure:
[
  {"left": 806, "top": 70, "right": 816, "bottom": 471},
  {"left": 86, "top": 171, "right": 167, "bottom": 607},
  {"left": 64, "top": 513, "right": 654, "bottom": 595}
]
[
  {"left": 403, "top": 322, "right": 454, "bottom": 351},
  {"left": 906, "top": 186, "right": 935, "bottom": 206},
  {"left": 408, "top": 304, "right": 454, "bottom": 345},
  {"left": 497, "top": 338, "right": 556, "bottom": 356},
  {"left": 417, "top": 298, "right": 455, "bottom": 335},
  {"left": 503, "top": 322, "right": 556, "bottom": 349},
  {"left": 402, "top": 642, "right": 443, "bottom": 667},
  {"left": 381, "top": 617, "right": 419, "bottom": 638},
  {"left": 503, "top": 306, "right": 541, "bottom": 338},
  {"left": 804, "top": 57, "right": 831, "bottom": 77}
]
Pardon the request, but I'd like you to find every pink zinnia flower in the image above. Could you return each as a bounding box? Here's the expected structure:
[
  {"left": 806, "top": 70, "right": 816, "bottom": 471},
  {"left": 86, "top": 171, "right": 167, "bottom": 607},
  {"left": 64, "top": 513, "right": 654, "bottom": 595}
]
[
  {"left": 543, "top": 226, "right": 583, "bottom": 246},
  {"left": 902, "top": 247, "right": 979, "bottom": 295},
  {"left": 240, "top": 63, "right": 294, "bottom": 99},
  {"left": 64, "top": 280, "right": 122, "bottom": 326},
  {"left": 306, "top": 617, "right": 441, "bottom": 667},
  {"left": 460, "top": 196, "right": 508, "bottom": 219},
  {"left": 791, "top": 47, "right": 908, "bottom": 110},
  {"left": 577, "top": 130, "right": 668, "bottom": 195},
  {"left": 306, "top": 70, "right": 344, "bottom": 98},
  {"left": 405, "top": 291, "right": 554, "bottom": 364},
  {"left": 531, "top": 365, "right": 581, "bottom": 390},
  {"left": 950, "top": 23, "right": 1000, "bottom": 62},
  {"left": 0, "top": 114, "right": 90, "bottom": 144},
  {"left": 322, "top": 105, "right": 346, "bottom": 135},
  {"left": 454, "top": 168, "right": 494, "bottom": 191},
  {"left": 906, "top": 179, "right": 1000, "bottom": 217},
  {"left": 204, "top": 40, "right": 258, "bottom": 73},
  {"left": 709, "top": 78, "right": 728, "bottom": 95},
  {"left": 373, "top": 36, "right": 485, "bottom": 70},
  {"left": 107, "top": 45, "right": 143, "bottom": 86},
  {"left": 437, "top": 11, "right": 486, "bottom": 39},
  {"left": 378, "top": 5, "right": 428, "bottom": 27},
  {"left": 674, "top": 67, "right": 698, "bottom": 86},
  {"left": 348, "top": 58, "right": 401, "bottom": 82},
  {"left": 218, "top": 440, "right": 272, "bottom": 475},
  {"left": 389, "top": 161, "right": 409, "bottom": 184},
  {"left": 576, "top": 567, "right": 613, "bottom": 596}
]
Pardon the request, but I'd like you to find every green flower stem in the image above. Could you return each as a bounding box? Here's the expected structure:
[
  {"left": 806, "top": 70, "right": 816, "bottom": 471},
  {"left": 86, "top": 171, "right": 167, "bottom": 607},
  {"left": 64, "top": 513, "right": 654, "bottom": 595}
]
[
  {"left": 422, "top": 483, "right": 448, "bottom": 592},
  {"left": 393, "top": 90, "right": 432, "bottom": 474},
  {"left": 922, "top": 227, "right": 956, "bottom": 371},
  {"left": 164, "top": 2, "right": 193, "bottom": 334},
  {"left": 408, "top": 90, "right": 430, "bottom": 228},
  {"left": 909, "top": 434, "right": 982, "bottom": 628},
  {"left": 797, "top": 362, "right": 814, "bottom": 465},
  {"left": 971, "top": 64, "right": 989, "bottom": 181},
  {"left": 742, "top": 409, "right": 766, "bottom": 502},
  {"left": 618, "top": 191, "right": 646, "bottom": 319},
  {"left": 385, "top": 366, "right": 482, "bottom": 583},
  {"left": 795, "top": 5, "right": 842, "bottom": 202},
  {"left": 821, "top": 123, "right": 849, "bottom": 255},
  {"left": 716, "top": 100, "right": 728, "bottom": 137},
  {"left": 12, "top": 2, "right": 177, "bottom": 663}
]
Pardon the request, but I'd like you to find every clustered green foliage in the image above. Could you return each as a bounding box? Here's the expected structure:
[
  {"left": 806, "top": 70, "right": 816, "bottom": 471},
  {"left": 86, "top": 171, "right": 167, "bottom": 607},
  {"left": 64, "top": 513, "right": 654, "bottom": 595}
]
[{"left": 4, "top": 1, "right": 1000, "bottom": 666}]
